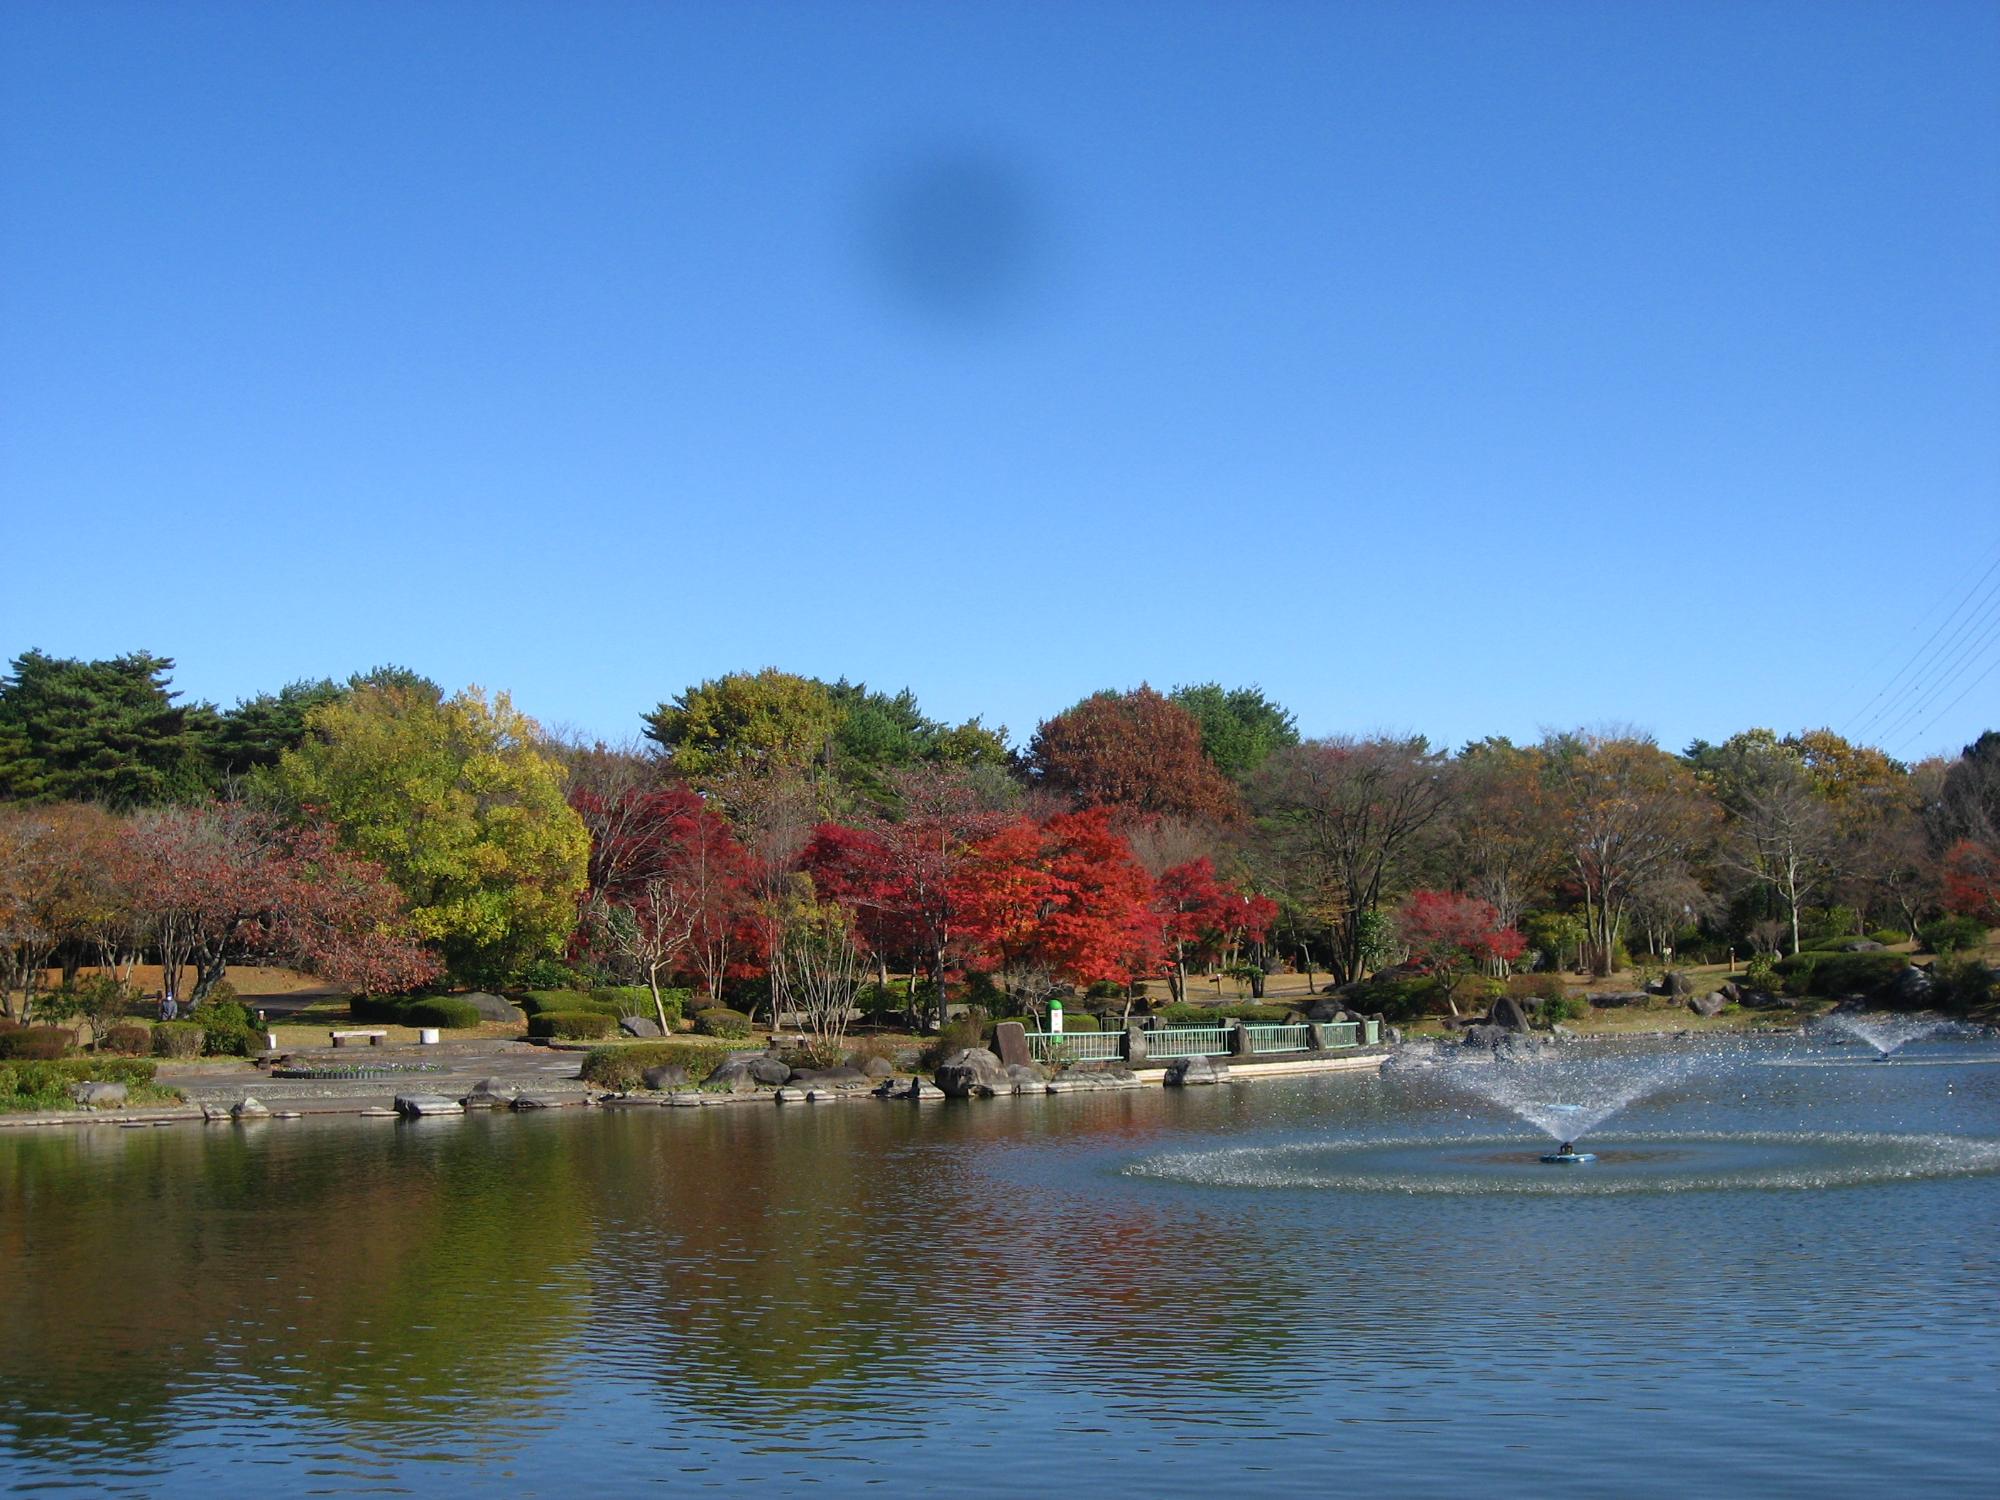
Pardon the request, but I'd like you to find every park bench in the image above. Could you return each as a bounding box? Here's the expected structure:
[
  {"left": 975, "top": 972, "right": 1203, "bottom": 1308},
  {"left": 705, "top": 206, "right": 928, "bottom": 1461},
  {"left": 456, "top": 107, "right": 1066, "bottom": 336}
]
[{"left": 329, "top": 1029, "right": 388, "bottom": 1048}]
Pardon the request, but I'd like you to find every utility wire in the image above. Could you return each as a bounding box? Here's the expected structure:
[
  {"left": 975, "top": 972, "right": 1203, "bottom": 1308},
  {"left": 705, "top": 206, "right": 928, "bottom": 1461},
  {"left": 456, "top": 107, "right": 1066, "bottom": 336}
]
[
  {"left": 1876, "top": 606, "right": 2000, "bottom": 750},
  {"left": 1837, "top": 537, "right": 1998, "bottom": 727},
  {"left": 1843, "top": 540, "right": 2000, "bottom": 740},
  {"left": 1896, "top": 651, "right": 2000, "bottom": 758},
  {"left": 1867, "top": 591, "right": 2000, "bottom": 747}
]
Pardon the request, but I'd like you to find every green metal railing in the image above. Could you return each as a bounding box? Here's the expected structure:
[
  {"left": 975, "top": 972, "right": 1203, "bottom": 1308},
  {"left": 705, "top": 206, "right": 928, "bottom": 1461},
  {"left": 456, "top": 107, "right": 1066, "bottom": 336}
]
[
  {"left": 1024, "top": 1031, "right": 1124, "bottom": 1064},
  {"left": 1241, "top": 1022, "right": 1312, "bottom": 1054},
  {"left": 1321, "top": 1020, "right": 1360, "bottom": 1048},
  {"left": 1147, "top": 1026, "right": 1233, "bottom": 1059}
]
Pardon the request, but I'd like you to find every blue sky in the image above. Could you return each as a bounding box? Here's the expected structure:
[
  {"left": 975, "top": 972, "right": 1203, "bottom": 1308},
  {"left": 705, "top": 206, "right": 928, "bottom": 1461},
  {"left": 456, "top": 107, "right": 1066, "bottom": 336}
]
[{"left": 3, "top": 1, "right": 1996, "bottom": 762}]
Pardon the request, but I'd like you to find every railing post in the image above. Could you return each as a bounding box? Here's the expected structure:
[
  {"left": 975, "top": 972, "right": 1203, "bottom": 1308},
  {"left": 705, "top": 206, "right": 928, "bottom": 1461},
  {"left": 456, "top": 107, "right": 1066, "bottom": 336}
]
[{"left": 1124, "top": 1025, "right": 1148, "bottom": 1065}]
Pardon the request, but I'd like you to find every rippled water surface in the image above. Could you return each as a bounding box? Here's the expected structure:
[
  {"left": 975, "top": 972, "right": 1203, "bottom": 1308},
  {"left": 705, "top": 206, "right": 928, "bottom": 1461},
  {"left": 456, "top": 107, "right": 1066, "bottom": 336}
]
[{"left": 4, "top": 1036, "right": 1999, "bottom": 1496}]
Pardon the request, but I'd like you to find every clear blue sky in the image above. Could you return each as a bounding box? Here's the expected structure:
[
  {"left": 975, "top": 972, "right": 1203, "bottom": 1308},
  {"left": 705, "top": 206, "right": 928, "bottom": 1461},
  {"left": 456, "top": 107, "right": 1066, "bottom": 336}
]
[{"left": 4, "top": 1, "right": 1996, "bottom": 762}]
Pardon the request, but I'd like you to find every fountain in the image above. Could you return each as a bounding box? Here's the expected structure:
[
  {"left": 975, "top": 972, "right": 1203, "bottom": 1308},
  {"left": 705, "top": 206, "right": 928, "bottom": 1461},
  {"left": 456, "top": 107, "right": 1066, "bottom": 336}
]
[
  {"left": 1815, "top": 1010, "right": 1961, "bottom": 1060},
  {"left": 1424, "top": 1040, "right": 1705, "bottom": 1163}
]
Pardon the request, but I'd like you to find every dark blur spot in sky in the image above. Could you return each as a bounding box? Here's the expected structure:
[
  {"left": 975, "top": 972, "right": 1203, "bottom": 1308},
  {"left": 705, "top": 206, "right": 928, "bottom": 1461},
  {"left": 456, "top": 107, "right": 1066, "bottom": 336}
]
[{"left": 859, "top": 145, "right": 1044, "bottom": 327}]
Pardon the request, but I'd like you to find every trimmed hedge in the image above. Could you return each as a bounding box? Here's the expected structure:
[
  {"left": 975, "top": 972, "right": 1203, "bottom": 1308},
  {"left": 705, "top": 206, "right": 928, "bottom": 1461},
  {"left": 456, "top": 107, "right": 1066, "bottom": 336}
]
[
  {"left": 528, "top": 1010, "right": 616, "bottom": 1040},
  {"left": 1776, "top": 950, "right": 1909, "bottom": 998},
  {"left": 578, "top": 1040, "right": 746, "bottom": 1090},
  {"left": 692, "top": 1007, "right": 753, "bottom": 1039},
  {"left": 589, "top": 986, "right": 688, "bottom": 1024},
  {"left": 151, "top": 1022, "right": 205, "bottom": 1058},
  {"left": 1867, "top": 929, "right": 1909, "bottom": 947},
  {"left": 1919, "top": 915, "right": 1987, "bottom": 955},
  {"left": 0, "top": 1026, "right": 76, "bottom": 1060},
  {"left": 195, "top": 1000, "right": 257, "bottom": 1057},
  {"left": 399, "top": 996, "right": 484, "bottom": 1030},
  {"left": 101, "top": 1023, "right": 152, "bottom": 1056}
]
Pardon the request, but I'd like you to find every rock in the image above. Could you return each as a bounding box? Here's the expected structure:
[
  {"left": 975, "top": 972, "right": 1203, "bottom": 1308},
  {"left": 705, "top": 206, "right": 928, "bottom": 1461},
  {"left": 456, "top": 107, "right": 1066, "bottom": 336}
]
[
  {"left": 934, "top": 1047, "right": 1006, "bottom": 1098},
  {"left": 1045, "top": 1068, "right": 1142, "bottom": 1094},
  {"left": 1688, "top": 992, "right": 1728, "bottom": 1018},
  {"left": 232, "top": 1097, "right": 270, "bottom": 1119},
  {"left": 70, "top": 1081, "right": 128, "bottom": 1107},
  {"left": 749, "top": 1055, "right": 792, "bottom": 1087},
  {"left": 461, "top": 1078, "right": 515, "bottom": 1108},
  {"left": 1003, "top": 1061, "right": 1048, "bottom": 1087},
  {"left": 1888, "top": 966, "right": 1935, "bottom": 1007},
  {"left": 1460, "top": 1024, "right": 1512, "bottom": 1049},
  {"left": 1718, "top": 981, "right": 1741, "bottom": 1003},
  {"left": 705, "top": 1055, "right": 779, "bottom": 1092},
  {"left": 892, "top": 1047, "right": 925, "bottom": 1072},
  {"left": 855, "top": 1055, "right": 896, "bottom": 1079},
  {"left": 1488, "top": 996, "right": 1532, "bottom": 1033},
  {"left": 619, "top": 1015, "right": 664, "bottom": 1039},
  {"left": 992, "top": 1020, "right": 1032, "bottom": 1068},
  {"left": 460, "top": 991, "right": 522, "bottom": 1023},
  {"left": 1662, "top": 970, "right": 1694, "bottom": 997},
  {"left": 394, "top": 1094, "right": 464, "bottom": 1117},
  {"left": 200, "top": 1103, "right": 230, "bottom": 1122},
  {"left": 803, "top": 1065, "right": 871, "bottom": 1089},
  {"left": 509, "top": 1092, "right": 577, "bottom": 1110},
  {"left": 774, "top": 1086, "right": 807, "bottom": 1103},
  {"left": 1166, "top": 1055, "right": 1228, "bottom": 1086},
  {"left": 642, "top": 1063, "right": 689, "bottom": 1090},
  {"left": 1593, "top": 991, "right": 1648, "bottom": 1008}
]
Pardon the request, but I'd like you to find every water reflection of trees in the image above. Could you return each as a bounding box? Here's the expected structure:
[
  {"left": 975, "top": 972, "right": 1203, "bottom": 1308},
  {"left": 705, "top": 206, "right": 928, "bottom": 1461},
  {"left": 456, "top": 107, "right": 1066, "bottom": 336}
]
[{"left": 0, "top": 1116, "right": 591, "bottom": 1467}]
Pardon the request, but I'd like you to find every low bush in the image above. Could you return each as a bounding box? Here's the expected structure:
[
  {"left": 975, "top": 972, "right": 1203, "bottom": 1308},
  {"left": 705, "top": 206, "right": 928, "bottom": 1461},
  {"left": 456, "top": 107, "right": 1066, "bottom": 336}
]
[
  {"left": 195, "top": 999, "right": 257, "bottom": 1056},
  {"left": 1919, "top": 915, "right": 1988, "bottom": 956},
  {"left": 592, "top": 987, "right": 686, "bottom": 1027},
  {"left": 1540, "top": 995, "right": 1588, "bottom": 1024},
  {"left": 0, "top": 1026, "right": 76, "bottom": 1060},
  {"left": 1, "top": 1057, "right": 165, "bottom": 1111},
  {"left": 1154, "top": 1003, "right": 1227, "bottom": 1027},
  {"left": 518, "top": 989, "right": 598, "bottom": 1017},
  {"left": 349, "top": 994, "right": 409, "bottom": 1023},
  {"left": 577, "top": 1039, "right": 747, "bottom": 1090},
  {"left": 1775, "top": 950, "right": 1907, "bottom": 998},
  {"left": 527, "top": 1011, "right": 616, "bottom": 1040},
  {"left": 400, "top": 996, "right": 484, "bottom": 1030},
  {"left": 1505, "top": 972, "right": 1568, "bottom": 1004},
  {"left": 101, "top": 1023, "right": 152, "bottom": 1056},
  {"left": 692, "top": 1007, "right": 753, "bottom": 1039},
  {"left": 151, "top": 1021, "right": 205, "bottom": 1058},
  {"left": 1219, "top": 1003, "right": 1299, "bottom": 1024},
  {"left": 1867, "top": 929, "right": 1909, "bottom": 947},
  {"left": 919, "top": 1013, "right": 988, "bottom": 1070},
  {"left": 1930, "top": 956, "right": 1997, "bottom": 1014}
]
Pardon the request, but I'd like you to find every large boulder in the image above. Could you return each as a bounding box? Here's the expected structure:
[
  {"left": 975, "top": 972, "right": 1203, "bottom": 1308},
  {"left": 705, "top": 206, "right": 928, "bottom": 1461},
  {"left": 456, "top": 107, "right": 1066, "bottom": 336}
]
[
  {"left": 791, "top": 1065, "right": 871, "bottom": 1089},
  {"left": 848, "top": 1054, "right": 896, "bottom": 1079},
  {"left": 232, "top": 1097, "right": 270, "bottom": 1119},
  {"left": 704, "top": 1056, "right": 769, "bottom": 1092},
  {"left": 1166, "top": 1055, "right": 1228, "bottom": 1086},
  {"left": 992, "top": 1020, "right": 1032, "bottom": 1068},
  {"left": 749, "top": 1055, "right": 792, "bottom": 1086},
  {"left": 1662, "top": 970, "right": 1694, "bottom": 998},
  {"left": 1460, "top": 1023, "right": 1513, "bottom": 1049},
  {"left": 394, "top": 1094, "right": 464, "bottom": 1117},
  {"left": 619, "top": 1015, "right": 664, "bottom": 1039},
  {"left": 642, "top": 1064, "right": 689, "bottom": 1090},
  {"left": 1888, "top": 965, "right": 1935, "bottom": 1007},
  {"left": 1488, "top": 996, "right": 1532, "bottom": 1033},
  {"left": 934, "top": 1047, "right": 1005, "bottom": 1098},
  {"left": 1688, "top": 992, "right": 1728, "bottom": 1018},
  {"left": 460, "top": 991, "right": 522, "bottom": 1023},
  {"left": 1593, "top": 991, "right": 1649, "bottom": 1008},
  {"left": 461, "top": 1078, "right": 516, "bottom": 1108},
  {"left": 70, "top": 1081, "right": 128, "bottom": 1108}
]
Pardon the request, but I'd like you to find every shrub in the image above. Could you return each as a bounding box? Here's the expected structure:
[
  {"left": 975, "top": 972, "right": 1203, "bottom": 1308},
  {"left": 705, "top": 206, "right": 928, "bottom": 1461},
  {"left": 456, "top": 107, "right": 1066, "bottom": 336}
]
[
  {"left": 400, "top": 996, "right": 484, "bottom": 1030},
  {"left": 1540, "top": 995, "right": 1588, "bottom": 1025},
  {"left": 528, "top": 1010, "right": 616, "bottom": 1040},
  {"left": 195, "top": 999, "right": 257, "bottom": 1056},
  {"left": 1931, "top": 956, "right": 1997, "bottom": 1014},
  {"left": 577, "top": 1039, "right": 745, "bottom": 1090},
  {"left": 1867, "top": 929, "right": 1909, "bottom": 947},
  {"left": 692, "top": 1007, "right": 753, "bottom": 1039},
  {"left": 1775, "top": 950, "right": 1907, "bottom": 998},
  {"left": 1505, "top": 972, "right": 1568, "bottom": 1004},
  {"left": 514, "top": 957, "right": 588, "bottom": 991},
  {"left": 0, "top": 1026, "right": 76, "bottom": 1060},
  {"left": 592, "top": 987, "right": 685, "bottom": 1028},
  {"left": 1084, "top": 980, "right": 1128, "bottom": 1001},
  {"left": 1, "top": 1057, "right": 164, "bottom": 1111},
  {"left": 101, "top": 1023, "right": 152, "bottom": 1056},
  {"left": 518, "top": 989, "right": 597, "bottom": 1017},
  {"left": 919, "top": 1013, "right": 988, "bottom": 1070},
  {"left": 1920, "top": 915, "right": 1988, "bottom": 956},
  {"left": 349, "top": 993, "right": 406, "bottom": 1023},
  {"left": 151, "top": 1021, "right": 205, "bottom": 1058},
  {"left": 1744, "top": 953, "right": 1779, "bottom": 992}
]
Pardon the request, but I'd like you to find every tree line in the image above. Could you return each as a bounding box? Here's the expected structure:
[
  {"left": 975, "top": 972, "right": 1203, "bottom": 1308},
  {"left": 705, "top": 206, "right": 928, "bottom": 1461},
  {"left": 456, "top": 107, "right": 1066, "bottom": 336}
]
[{"left": 1, "top": 650, "right": 1995, "bottom": 1028}]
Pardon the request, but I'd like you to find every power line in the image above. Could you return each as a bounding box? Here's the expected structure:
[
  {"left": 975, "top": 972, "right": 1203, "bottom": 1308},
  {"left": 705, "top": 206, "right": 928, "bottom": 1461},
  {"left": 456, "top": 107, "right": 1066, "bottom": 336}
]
[
  {"left": 1843, "top": 538, "right": 2000, "bottom": 741},
  {"left": 1837, "top": 537, "right": 1998, "bottom": 727},
  {"left": 1896, "top": 650, "right": 2000, "bottom": 758},
  {"left": 1872, "top": 604, "right": 2000, "bottom": 752}
]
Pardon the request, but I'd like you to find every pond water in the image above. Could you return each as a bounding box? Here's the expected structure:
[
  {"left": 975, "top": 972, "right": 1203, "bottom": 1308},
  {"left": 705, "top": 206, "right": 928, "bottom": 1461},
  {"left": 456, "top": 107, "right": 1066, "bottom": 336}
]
[{"left": 3, "top": 1035, "right": 1998, "bottom": 1496}]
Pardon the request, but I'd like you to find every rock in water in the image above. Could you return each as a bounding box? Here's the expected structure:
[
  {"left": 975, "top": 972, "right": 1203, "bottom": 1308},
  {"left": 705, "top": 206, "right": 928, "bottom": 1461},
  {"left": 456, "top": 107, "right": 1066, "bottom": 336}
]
[
  {"left": 232, "top": 1097, "right": 270, "bottom": 1119},
  {"left": 934, "top": 1047, "right": 1005, "bottom": 1097},
  {"left": 394, "top": 1094, "right": 465, "bottom": 1117},
  {"left": 1166, "top": 1056, "right": 1228, "bottom": 1086}
]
